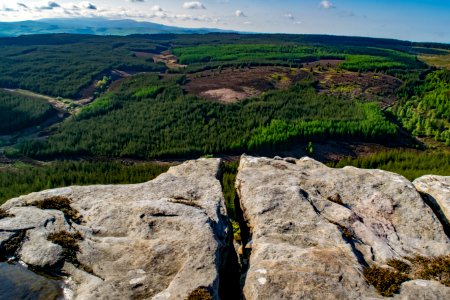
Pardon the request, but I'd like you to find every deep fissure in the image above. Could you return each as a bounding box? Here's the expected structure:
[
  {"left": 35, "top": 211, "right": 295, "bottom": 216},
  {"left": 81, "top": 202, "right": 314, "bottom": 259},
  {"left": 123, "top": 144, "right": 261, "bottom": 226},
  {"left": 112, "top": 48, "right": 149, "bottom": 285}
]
[{"left": 219, "top": 161, "right": 251, "bottom": 300}]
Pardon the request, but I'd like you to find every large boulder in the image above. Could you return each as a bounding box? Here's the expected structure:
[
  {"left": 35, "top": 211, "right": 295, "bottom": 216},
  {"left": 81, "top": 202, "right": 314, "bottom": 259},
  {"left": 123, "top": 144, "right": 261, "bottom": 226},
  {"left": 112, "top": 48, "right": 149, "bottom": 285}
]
[
  {"left": 0, "top": 158, "right": 230, "bottom": 300},
  {"left": 236, "top": 155, "right": 450, "bottom": 300},
  {"left": 414, "top": 175, "right": 450, "bottom": 233}
]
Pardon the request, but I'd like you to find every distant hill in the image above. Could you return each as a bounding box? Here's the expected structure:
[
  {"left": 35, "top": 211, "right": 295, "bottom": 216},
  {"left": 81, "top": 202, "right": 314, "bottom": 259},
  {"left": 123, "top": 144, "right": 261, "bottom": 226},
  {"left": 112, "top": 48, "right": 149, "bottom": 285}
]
[{"left": 0, "top": 18, "right": 235, "bottom": 37}]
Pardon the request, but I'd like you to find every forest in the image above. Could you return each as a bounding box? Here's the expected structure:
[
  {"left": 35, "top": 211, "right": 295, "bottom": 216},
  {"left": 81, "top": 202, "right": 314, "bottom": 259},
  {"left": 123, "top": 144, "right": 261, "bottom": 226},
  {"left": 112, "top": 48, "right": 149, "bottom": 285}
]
[
  {"left": 0, "top": 160, "right": 169, "bottom": 205},
  {"left": 16, "top": 75, "right": 399, "bottom": 159},
  {"left": 329, "top": 150, "right": 450, "bottom": 181},
  {"left": 392, "top": 69, "right": 450, "bottom": 145},
  {"left": 173, "top": 44, "right": 423, "bottom": 71},
  {"left": 0, "top": 33, "right": 449, "bottom": 202},
  {"left": 0, "top": 90, "right": 56, "bottom": 134}
]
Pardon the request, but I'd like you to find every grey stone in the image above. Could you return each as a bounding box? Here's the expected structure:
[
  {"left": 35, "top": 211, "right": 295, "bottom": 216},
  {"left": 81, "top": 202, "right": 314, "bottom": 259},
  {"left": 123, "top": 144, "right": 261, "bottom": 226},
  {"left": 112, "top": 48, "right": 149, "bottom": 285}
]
[
  {"left": 0, "top": 158, "right": 229, "bottom": 300},
  {"left": 236, "top": 155, "right": 450, "bottom": 300},
  {"left": 414, "top": 175, "right": 450, "bottom": 229}
]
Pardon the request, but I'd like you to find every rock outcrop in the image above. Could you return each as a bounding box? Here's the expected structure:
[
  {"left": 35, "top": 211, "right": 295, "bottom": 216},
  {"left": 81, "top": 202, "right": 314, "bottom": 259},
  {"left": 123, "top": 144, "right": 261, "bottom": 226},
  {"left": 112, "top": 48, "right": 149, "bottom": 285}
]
[
  {"left": 236, "top": 155, "right": 450, "bottom": 300},
  {"left": 0, "top": 158, "right": 230, "bottom": 300},
  {"left": 414, "top": 175, "right": 450, "bottom": 234},
  {"left": 1, "top": 155, "right": 449, "bottom": 300}
]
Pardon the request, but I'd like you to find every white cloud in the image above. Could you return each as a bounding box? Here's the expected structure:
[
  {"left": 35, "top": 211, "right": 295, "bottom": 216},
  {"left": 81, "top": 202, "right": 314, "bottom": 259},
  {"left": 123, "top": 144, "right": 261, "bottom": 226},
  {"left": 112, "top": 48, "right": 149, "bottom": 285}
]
[
  {"left": 320, "top": 1, "right": 335, "bottom": 9},
  {"left": 284, "top": 12, "right": 301, "bottom": 25},
  {"left": 79, "top": 1, "right": 96, "bottom": 10},
  {"left": 36, "top": 1, "right": 61, "bottom": 10},
  {"left": 151, "top": 5, "right": 163, "bottom": 12},
  {"left": 235, "top": 10, "right": 246, "bottom": 17},
  {"left": 183, "top": 1, "right": 206, "bottom": 10},
  {"left": 284, "top": 13, "right": 294, "bottom": 20}
]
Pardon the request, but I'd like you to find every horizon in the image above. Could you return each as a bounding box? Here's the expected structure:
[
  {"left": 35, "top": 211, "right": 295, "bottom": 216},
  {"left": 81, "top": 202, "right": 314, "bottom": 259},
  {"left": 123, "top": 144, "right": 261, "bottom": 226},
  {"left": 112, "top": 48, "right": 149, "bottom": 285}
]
[{"left": 0, "top": 1, "right": 449, "bottom": 43}]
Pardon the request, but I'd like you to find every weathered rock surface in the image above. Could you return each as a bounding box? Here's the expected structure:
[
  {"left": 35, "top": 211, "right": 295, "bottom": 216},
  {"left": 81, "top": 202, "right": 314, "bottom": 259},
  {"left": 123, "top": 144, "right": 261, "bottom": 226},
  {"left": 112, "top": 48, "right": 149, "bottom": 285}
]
[
  {"left": 236, "top": 155, "right": 450, "bottom": 300},
  {"left": 0, "top": 158, "right": 229, "bottom": 300},
  {"left": 414, "top": 175, "right": 450, "bottom": 233},
  {"left": 394, "top": 280, "right": 450, "bottom": 300}
]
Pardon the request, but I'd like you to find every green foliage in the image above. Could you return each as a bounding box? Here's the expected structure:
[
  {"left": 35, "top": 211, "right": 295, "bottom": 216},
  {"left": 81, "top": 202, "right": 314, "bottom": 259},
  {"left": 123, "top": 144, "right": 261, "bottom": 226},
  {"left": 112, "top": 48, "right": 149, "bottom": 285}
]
[
  {"left": 0, "top": 90, "right": 56, "bottom": 134},
  {"left": 222, "top": 162, "right": 238, "bottom": 220},
  {"left": 0, "top": 35, "right": 166, "bottom": 98},
  {"left": 133, "top": 86, "right": 162, "bottom": 98},
  {"left": 363, "top": 265, "right": 410, "bottom": 296},
  {"left": 16, "top": 76, "right": 399, "bottom": 159},
  {"left": 174, "top": 44, "right": 421, "bottom": 71},
  {"left": 174, "top": 44, "right": 343, "bottom": 65},
  {"left": 247, "top": 102, "right": 397, "bottom": 151},
  {"left": 76, "top": 95, "right": 121, "bottom": 120},
  {"left": 94, "top": 75, "right": 112, "bottom": 96},
  {"left": 329, "top": 150, "right": 450, "bottom": 180},
  {"left": 0, "top": 161, "right": 169, "bottom": 205},
  {"left": 393, "top": 69, "right": 450, "bottom": 145},
  {"left": 306, "top": 142, "right": 314, "bottom": 156},
  {"left": 341, "top": 49, "right": 421, "bottom": 71}
]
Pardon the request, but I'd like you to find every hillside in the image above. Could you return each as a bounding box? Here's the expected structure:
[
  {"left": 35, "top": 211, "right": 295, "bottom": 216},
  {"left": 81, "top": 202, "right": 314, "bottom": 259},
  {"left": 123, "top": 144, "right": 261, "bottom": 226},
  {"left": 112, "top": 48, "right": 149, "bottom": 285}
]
[
  {"left": 0, "top": 18, "right": 234, "bottom": 37},
  {"left": 0, "top": 32, "right": 449, "bottom": 205}
]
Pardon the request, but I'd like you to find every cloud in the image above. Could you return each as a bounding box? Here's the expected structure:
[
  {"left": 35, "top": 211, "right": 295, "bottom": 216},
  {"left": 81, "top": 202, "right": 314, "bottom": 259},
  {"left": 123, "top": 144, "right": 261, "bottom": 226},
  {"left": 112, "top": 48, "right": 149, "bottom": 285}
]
[
  {"left": 284, "top": 12, "right": 301, "bottom": 25},
  {"left": 17, "top": 3, "right": 29, "bottom": 9},
  {"left": 151, "top": 5, "right": 163, "bottom": 12},
  {"left": 127, "top": 0, "right": 145, "bottom": 2},
  {"left": 284, "top": 13, "right": 294, "bottom": 20},
  {"left": 79, "top": 1, "right": 97, "bottom": 10},
  {"left": 235, "top": 10, "right": 246, "bottom": 17},
  {"left": 36, "top": 1, "right": 61, "bottom": 10},
  {"left": 183, "top": 2, "right": 206, "bottom": 10},
  {"left": 320, "top": 1, "right": 335, "bottom": 9}
]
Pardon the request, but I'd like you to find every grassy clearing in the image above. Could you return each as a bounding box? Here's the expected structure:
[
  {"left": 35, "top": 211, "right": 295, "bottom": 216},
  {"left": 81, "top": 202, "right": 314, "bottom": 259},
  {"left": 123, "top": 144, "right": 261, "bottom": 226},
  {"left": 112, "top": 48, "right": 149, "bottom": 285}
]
[{"left": 419, "top": 54, "right": 450, "bottom": 70}]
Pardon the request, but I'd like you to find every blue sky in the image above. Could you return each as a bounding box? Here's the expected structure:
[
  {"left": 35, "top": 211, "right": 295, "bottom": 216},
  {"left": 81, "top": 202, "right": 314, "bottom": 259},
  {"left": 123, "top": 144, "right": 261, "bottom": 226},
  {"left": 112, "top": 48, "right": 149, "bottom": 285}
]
[{"left": 0, "top": 0, "right": 449, "bottom": 42}]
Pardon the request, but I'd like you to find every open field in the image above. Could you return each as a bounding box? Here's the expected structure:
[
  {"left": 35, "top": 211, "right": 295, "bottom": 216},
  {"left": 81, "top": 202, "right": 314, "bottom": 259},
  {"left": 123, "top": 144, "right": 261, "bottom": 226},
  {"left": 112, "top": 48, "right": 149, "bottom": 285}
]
[
  {"left": 419, "top": 54, "right": 450, "bottom": 70},
  {"left": 184, "top": 66, "right": 309, "bottom": 102}
]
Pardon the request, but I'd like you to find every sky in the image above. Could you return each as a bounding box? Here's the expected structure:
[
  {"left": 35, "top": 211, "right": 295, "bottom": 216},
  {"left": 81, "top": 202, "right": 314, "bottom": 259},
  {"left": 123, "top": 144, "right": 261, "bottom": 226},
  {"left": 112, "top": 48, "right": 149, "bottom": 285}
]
[{"left": 0, "top": 0, "right": 449, "bottom": 43}]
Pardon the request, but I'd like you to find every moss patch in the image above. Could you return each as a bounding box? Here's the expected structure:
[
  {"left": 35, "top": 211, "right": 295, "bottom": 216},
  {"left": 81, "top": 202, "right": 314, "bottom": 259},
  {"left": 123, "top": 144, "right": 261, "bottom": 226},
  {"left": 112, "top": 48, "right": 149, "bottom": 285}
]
[
  {"left": 408, "top": 255, "right": 450, "bottom": 286},
  {"left": 231, "top": 220, "right": 241, "bottom": 243},
  {"left": 366, "top": 255, "right": 450, "bottom": 296},
  {"left": 0, "top": 208, "right": 14, "bottom": 219},
  {"left": 47, "top": 231, "right": 82, "bottom": 266},
  {"left": 387, "top": 258, "right": 411, "bottom": 274},
  {"left": 0, "top": 231, "right": 26, "bottom": 258},
  {"left": 186, "top": 287, "right": 213, "bottom": 300},
  {"left": 363, "top": 265, "right": 409, "bottom": 296},
  {"left": 28, "top": 196, "right": 82, "bottom": 224}
]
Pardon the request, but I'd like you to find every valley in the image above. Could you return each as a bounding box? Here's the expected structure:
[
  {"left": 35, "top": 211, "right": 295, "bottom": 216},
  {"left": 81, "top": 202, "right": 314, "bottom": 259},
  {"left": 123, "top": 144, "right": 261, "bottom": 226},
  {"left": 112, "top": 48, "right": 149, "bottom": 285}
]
[
  {"left": 0, "top": 19, "right": 449, "bottom": 300},
  {"left": 0, "top": 33, "right": 448, "bottom": 205}
]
